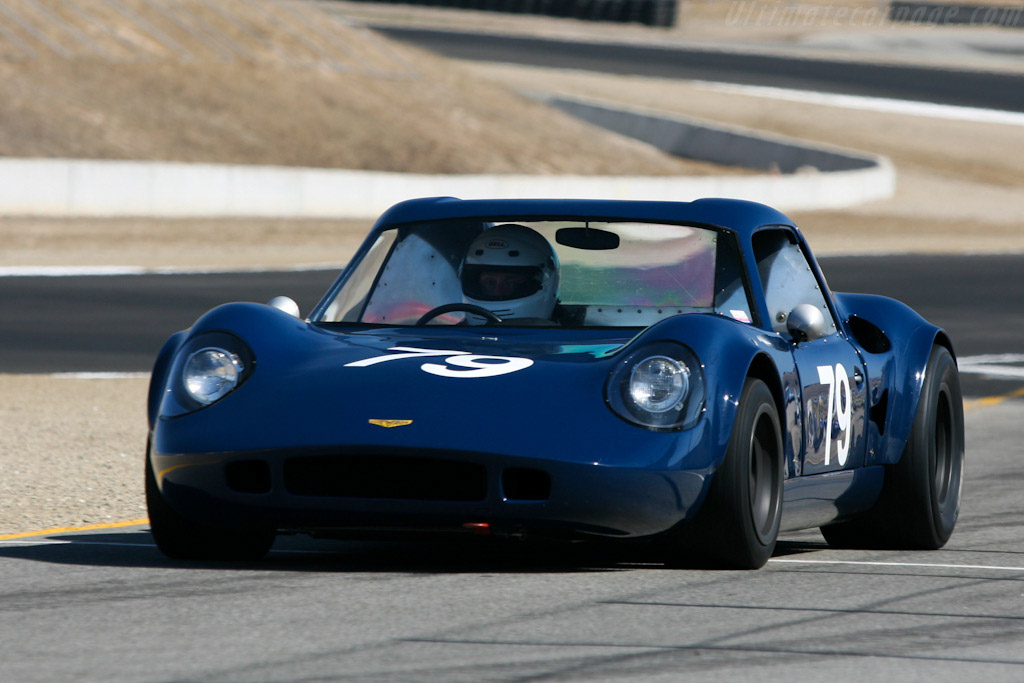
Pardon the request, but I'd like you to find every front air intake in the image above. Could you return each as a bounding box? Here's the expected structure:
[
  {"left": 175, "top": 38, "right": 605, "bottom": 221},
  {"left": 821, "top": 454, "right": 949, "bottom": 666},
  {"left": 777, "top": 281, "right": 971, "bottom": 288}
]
[
  {"left": 284, "top": 454, "right": 487, "bottom": 501},
  {"left": 225, "top": 460, "right": 271, "bottom": 494},
  {"left": 502, "top": 468, "right": 551, "bottom": 501}
]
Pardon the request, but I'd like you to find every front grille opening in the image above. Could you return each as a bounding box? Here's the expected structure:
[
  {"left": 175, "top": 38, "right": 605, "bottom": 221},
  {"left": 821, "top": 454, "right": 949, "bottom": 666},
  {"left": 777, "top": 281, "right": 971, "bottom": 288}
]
[
  {"left": 225, "top": 460, "right": 271, "bottom": 494},
  {"left": 502, "top": 468, "right": 551, "bottom": 501},
  {"left": 284, "top": 454, "right": 487, "bottom": 501}
]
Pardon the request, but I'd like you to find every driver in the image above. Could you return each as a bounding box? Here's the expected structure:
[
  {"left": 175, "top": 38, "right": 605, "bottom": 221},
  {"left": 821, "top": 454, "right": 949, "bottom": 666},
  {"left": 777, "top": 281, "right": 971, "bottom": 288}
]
[{"left": 460, "top": 224, "right": 559, "bottom": 323}]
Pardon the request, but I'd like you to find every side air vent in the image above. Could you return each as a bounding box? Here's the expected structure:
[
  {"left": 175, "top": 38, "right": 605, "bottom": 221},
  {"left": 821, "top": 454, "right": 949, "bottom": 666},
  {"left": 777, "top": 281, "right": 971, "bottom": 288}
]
[{"left": 848, "top": 315, "right": 892, "bottom": 354}]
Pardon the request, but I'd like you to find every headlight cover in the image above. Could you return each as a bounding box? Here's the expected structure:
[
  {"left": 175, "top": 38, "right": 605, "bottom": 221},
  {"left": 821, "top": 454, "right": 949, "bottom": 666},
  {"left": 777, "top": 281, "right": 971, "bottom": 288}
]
[
  {"left": 161, "top": 332, "right": 254, "bottom": 417},
  {"left": 606, "top": 342, "right": 705, "bottom": 430},
  {"left": 184, "top": 347, "right": 243, "bottom": 405}
]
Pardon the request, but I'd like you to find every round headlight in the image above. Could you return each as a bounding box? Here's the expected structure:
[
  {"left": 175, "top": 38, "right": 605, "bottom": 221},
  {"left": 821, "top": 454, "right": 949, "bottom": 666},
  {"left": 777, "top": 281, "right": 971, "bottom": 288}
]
[
  {"left": 629, "top": 356, "right": 689, "bottom": 413},
  {"left": 183, "top": 347, "right": 243, "bottom": 405},
  {"left": 606, "top": 341, "right": 704, "bottom": 431}
]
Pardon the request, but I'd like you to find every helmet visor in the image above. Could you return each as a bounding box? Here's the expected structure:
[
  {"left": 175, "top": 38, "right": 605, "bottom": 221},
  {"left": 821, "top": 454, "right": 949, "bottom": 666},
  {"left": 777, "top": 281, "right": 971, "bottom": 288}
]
[{"left": 462, "top": 265, "right": 544, "bottom": 302}]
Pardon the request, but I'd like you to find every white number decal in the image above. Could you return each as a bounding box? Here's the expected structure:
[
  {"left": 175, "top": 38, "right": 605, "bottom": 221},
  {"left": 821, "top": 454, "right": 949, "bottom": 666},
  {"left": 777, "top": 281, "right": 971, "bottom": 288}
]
[
  {"left": 344, "top": 347, "right": 470, "bottom": 367},
  {"left": 345, "top": 346, "right": 533, "bottom": 378},
  {"left": 422, "top": 354, "right": 533, "bottom": 379},
  {"left": 816, "top": 362, "right": 853, "bottom": 466}
]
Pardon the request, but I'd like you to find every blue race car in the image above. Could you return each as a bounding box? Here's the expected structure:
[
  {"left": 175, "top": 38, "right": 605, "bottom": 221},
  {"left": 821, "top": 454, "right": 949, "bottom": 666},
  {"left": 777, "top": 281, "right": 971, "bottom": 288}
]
[{"left": 146, "top": 197, "right": 964, "bottom": 569}]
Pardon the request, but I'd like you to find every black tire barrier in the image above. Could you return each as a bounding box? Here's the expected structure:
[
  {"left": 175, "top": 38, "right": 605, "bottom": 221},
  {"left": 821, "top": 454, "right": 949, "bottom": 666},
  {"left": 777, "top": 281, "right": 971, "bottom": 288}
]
[
  {"left": 889, "top": 1, "right": 1024, "bottom": 28},
  {"left": 340, "top": 0, "right": 678, "bottom": 27}
]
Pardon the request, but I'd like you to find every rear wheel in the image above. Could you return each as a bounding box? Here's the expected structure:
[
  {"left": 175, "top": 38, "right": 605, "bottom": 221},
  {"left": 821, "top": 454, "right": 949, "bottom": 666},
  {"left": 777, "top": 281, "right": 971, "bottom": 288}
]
[
  {"left": 664, "top": 378, "right": 784, "bottom": 569},
  {"left": 821, "top": 345, "right": 964, "bottom": 549},
  {"left": 146, "top": 442, "right": 275, "bottom": 561}
]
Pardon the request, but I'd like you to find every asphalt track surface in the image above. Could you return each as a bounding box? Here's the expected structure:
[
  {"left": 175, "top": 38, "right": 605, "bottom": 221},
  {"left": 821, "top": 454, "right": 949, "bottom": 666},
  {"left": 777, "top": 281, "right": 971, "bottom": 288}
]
[
  {"left": 2, "top": 254, "right": 1021, "bottom": 397},
  {"left": 374, "top": 27, "right": 1024, "bottom": 112}
]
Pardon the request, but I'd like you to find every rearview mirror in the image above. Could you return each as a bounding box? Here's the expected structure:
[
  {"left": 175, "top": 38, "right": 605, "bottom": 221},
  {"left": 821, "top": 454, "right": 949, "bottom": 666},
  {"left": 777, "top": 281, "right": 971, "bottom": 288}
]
[{"left": 556, "top": 227, "right": 620, "bottom": 250}]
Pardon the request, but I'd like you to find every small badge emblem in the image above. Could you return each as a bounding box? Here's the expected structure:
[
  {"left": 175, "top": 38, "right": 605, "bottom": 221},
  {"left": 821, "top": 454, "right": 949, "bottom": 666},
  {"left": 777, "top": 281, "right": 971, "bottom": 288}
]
[{"left": 369, "top": 419, "right": 413, "bottom": 428}]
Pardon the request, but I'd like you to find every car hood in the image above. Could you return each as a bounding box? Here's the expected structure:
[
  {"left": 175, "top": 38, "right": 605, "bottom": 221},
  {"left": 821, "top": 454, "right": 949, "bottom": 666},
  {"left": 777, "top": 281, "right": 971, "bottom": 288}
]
[{"left": 157, "top": 306, "right": 703, "bottom": 466}]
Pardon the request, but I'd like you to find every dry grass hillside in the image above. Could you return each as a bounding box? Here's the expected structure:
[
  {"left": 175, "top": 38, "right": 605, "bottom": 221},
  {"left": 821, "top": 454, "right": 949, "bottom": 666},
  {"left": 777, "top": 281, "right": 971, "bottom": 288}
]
[{"left": 0, "top": 0, "right": 725, "bottom": 175}]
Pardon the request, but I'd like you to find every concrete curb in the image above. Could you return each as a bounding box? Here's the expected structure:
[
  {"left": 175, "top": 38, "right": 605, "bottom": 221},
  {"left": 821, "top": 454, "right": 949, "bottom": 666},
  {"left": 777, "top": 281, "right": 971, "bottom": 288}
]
[
  {"left": 543, "top": 95, "right": 883, "bottom": 173},
  {"left": 0, "top": 99, "right": 894, "bottom": 218}
]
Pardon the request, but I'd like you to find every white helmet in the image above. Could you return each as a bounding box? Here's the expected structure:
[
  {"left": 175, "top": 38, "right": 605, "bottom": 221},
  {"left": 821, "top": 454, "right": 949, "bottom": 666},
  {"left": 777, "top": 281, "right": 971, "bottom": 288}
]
[{"left": 461, "top": 224, "right": 559, "bottom": 321}]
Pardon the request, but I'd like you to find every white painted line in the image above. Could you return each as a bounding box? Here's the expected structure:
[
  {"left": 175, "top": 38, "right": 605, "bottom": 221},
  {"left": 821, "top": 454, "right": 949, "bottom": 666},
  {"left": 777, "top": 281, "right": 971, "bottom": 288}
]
[
  {"left": 958, "top": 354, "right": 1024, "bottom": 364},
  {"left": 958, "top": 354, "right": 1024, "bottom": 380},
  {"left": 0, "top": 537, "right": 331, "bottom": 556},
  {"left": 958, "top": 366, "right": 1024, "bottom": 379},
  {"left": 48, "top": 372, "right": 150, "bottom": 380},
  {"left": 696, "top": 81, "right": 1024, "bottom": 127},
  {"left": 770, "top": 558, "right": 1024, "bottom": 573},
  {"left": 0, "top": 539, "right": 155, "bottom": 548},
  {"left": 0, "top": 263, "right": 339, "bottom": 277}
]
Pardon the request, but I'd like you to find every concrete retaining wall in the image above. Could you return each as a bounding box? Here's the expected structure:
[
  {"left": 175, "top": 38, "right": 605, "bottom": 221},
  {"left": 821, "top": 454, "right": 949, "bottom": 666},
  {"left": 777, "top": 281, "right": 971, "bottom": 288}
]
[
  {"left": 0, "top": 156, "right": 894, "bottom": 217},
  {"left": 0, "top": 96, "right": 894, "bottom": 218}
]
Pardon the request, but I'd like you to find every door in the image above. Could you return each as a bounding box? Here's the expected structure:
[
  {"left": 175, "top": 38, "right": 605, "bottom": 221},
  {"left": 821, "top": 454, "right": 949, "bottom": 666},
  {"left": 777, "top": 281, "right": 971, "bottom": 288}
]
[
  {"left": 752, "top": 228, "right": 868, "bottom": 476},
  {"left": 791, "top": 338, "right": 868, "bottom": 474}
]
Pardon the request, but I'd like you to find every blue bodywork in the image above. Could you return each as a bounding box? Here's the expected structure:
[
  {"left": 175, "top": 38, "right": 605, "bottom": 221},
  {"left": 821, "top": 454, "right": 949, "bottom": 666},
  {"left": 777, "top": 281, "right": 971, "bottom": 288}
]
[{"left": 148, "top": 198, "right": 951, "bottom": 540}]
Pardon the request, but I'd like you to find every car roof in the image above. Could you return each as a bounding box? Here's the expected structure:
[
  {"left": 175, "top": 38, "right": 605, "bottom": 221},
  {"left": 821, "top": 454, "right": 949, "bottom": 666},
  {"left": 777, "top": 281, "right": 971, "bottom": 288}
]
[{"left": 373, "top": 197, "right": 796, "bottom": 239}]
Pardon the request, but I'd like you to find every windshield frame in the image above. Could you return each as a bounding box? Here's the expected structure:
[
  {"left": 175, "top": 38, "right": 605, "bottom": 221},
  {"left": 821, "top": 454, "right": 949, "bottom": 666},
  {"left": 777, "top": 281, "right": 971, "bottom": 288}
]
[{"left": 310, "top": 216, "right": 759, "bottom": 330}]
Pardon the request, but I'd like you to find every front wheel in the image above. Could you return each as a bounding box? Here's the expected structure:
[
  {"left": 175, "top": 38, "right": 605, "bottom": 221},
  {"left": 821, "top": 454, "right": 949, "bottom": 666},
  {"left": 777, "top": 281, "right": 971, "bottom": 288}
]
[
  {"left": 663, "top": 378, "right": 784, "bottom": 569},
  {"left": 146, "top": 443, "right": 275, "bottom": 561},
  {"left": 821, "top": 344, "right": 964, "bottom": 549}
]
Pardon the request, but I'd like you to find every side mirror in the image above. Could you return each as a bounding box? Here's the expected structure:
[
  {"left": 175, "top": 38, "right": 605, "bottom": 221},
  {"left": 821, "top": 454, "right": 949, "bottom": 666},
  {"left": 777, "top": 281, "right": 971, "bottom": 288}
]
[
  {"left": 786, "top": 303, "right": 825, "bottom": 343},
  {"left": 267, "top": 296, "right": 300, "bottom": 319}
]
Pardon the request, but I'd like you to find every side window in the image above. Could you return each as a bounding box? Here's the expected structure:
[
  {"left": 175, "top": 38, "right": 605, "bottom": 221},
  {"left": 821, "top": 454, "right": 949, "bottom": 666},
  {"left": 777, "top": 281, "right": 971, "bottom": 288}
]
[
  {"left": 713, "top": 231, "right": 754, "bottom": 324},
  {"left": 752, "top": 229, "right": 837, "bottom": 337},
  {"left": 322, "top": 230, "right": 397, "bottom": 322}
]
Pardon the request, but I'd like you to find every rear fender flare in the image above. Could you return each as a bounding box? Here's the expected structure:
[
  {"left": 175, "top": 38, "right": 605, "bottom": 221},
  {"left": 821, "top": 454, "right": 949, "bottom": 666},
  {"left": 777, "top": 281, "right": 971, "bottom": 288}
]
[{"left": 833, "top": 292, "right": 952, "bottom": 465}]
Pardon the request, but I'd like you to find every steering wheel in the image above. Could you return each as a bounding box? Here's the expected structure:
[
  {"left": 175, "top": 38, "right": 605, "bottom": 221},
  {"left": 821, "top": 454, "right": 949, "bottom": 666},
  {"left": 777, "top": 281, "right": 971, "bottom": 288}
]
[{"left": 415, "top": 303, "right": 503, "bottom": 326}]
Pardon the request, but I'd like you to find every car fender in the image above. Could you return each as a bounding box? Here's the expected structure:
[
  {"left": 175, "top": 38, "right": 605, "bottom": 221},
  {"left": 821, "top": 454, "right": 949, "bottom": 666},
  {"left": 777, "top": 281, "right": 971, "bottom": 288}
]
[
  {"left": 148, "top": 302, "right": 303, "bottom": 429},
  {"left": 148, "top": 330, "right": 186, "bottom": 429},
  {"left": 631, "top": 314, "right": 799, "bottom": 475},
  {"left": 833, "top": 292, "right": 952, "bottom": 466}
]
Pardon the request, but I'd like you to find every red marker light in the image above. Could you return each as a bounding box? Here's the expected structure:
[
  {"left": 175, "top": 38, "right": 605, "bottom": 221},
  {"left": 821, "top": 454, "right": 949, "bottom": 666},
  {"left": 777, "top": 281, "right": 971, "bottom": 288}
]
[{"left": 462, "top": 522, "right": 491, "bottom": 536}]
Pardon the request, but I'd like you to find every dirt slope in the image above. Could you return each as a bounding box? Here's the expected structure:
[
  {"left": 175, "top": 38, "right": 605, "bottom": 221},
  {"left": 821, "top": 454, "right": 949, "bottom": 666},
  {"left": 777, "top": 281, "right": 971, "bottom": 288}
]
[{"left": 0, "top": 0, "right": 724, "bottom": 175}]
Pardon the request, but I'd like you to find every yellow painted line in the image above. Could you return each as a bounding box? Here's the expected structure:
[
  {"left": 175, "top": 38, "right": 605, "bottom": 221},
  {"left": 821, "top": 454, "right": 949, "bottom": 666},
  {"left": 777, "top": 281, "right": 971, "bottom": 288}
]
[
  {"left": 0, "top": 518, "right": 149, "bottom": 541},
  {"left": 964, "top": 386, "right": 1024, "bottom": 412}
]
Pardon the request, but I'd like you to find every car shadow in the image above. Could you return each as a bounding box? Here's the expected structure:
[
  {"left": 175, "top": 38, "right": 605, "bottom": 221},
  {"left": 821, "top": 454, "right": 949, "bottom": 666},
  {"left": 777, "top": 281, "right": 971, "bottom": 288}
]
[
  {"left": 0, "top": 528, "right": 824, "bottom": 573},
  {"left": 0, "top": 528, "right": 653, "bottom": 573}
]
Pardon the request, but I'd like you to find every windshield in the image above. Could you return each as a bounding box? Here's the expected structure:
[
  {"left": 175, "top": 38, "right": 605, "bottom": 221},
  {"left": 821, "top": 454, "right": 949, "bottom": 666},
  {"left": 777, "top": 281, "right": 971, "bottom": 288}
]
[{"left": 316, "top": 219, "right": 753, "bottom": 328}]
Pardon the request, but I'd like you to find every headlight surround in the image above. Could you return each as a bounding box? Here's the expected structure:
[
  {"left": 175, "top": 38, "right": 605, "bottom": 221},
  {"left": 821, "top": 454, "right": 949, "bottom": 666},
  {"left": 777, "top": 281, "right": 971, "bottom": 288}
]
[
  {"left": 161, "top": 332, "right": 254, "bottom": 417},
  {"left": 606, "top": 342, "right": 705, "bottom": 430}
]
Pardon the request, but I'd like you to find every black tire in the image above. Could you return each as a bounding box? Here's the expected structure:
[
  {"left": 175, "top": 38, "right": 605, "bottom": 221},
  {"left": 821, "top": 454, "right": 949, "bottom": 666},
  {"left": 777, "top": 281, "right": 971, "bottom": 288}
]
[
  {"left": 821, "top": 345, "right": 964, "bottom": 549},
  {"left": 663, "top": 378, "right": 784, "bottom": 569},
  {"left": 146, "top": 443, "right": 275, "bottom": 561}
]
